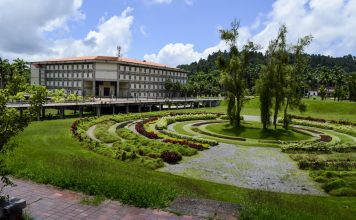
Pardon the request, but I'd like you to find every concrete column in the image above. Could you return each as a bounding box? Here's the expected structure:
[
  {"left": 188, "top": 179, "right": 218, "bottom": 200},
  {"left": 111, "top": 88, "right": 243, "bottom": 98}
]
[
  {"left": 79, "top": 107, "right": 83, "bottom": 118},
  {"left": 209, "top": 101, "right": 212, "bottom": 107},
  {"left": 116, "top": 81, "right": 120, "bottom": 98},
  {"left": 126, "top": 105, "right": 129, "bottom": 113},
  {"left": 60, "top": 107, "right": 65, "bottom": 119},
  {"left": 191, "top": 102, "right": 194, "bottom": 109},
  {"left": 96, "top": 106, "right": 101, "bottom": 116},
  {"left": 138, "top": 105, "right": 141, "bottom": 113},
  {"left": 112, "top": 106, "right": 116, "bottom": 115},
  {"left": 92, "top": 64, "right": 96, "bottom": 97},
  {"left": 159, "top": 104, "right": 162, "bottom": 111},
  {"left": 149, "top": 105, "right": 152, "bottom": 112}
]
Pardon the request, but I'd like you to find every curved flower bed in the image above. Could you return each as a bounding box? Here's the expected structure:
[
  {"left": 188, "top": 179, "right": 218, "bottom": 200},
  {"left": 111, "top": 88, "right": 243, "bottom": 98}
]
[
  {"left": 160, "top": 129, "right": 218, "bottom": 146},
  {"left": 156, "top": 114, "right": 217, "bottom": 130}
]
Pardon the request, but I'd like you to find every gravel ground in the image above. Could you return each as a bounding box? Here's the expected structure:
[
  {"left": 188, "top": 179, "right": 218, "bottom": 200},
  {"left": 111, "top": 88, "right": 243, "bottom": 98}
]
[{"left": 159, "top": 143, "right": 326, "bottom": 196}]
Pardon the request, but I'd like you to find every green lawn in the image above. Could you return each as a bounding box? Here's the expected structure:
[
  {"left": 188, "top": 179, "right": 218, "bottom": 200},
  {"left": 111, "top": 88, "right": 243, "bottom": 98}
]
[
  {"left": 3, "top": 118, "right": 356, "bottom": 219},
  {"left": 205, "top": 121, "right": 312, "bottom": 141},
  {"left": 238, "top": 97, "right": 356, "bottom": 123}
]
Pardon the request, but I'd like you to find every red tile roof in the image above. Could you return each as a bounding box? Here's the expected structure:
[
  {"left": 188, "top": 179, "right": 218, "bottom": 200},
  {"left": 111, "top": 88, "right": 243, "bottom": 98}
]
[{"left": 32, "top": 56, "right": 182, "bottom": 70}]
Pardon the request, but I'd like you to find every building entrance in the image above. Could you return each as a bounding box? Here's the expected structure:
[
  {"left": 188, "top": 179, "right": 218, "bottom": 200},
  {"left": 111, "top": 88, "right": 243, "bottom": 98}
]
[{"left": 104, "top": 87, "right": 110, "bottom": 96}]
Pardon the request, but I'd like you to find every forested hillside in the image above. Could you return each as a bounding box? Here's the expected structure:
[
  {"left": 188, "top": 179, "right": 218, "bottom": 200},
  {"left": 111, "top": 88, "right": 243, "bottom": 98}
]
[{"left": 178, "top": 51, "right": 356, "bottom": 74}]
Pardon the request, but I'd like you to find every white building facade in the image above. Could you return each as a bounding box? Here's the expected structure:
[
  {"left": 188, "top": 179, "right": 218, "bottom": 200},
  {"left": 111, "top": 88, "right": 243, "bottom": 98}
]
[{"left": 30, "top": 56, "right": 188, "bottom": 98}]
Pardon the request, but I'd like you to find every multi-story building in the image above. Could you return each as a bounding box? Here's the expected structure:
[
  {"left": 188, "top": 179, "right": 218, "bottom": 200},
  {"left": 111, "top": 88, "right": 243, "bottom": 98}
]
[{"left": 30, "top": 56, "right": 188, "bottom": 98}]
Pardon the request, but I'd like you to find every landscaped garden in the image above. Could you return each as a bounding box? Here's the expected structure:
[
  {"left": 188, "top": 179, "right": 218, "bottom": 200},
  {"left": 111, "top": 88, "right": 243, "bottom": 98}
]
[{"left": 2, "top": 97, "right": 356, "bottom": 219}]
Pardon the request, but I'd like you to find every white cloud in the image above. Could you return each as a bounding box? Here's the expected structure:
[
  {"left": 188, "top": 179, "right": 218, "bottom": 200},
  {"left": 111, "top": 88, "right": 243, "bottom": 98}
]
[
  {"left": 147, "top": 0, "right": 193, "bottom": 5},
  {"left": 143, "top": 25, "right": 251, "bottom": 67},
  {"left": 50, "top": 7, "right": 134, "bottom": 58},
  {"left": 143, "top": 41, "right": 228, "bottom": 67},
  {"left": 0, "top": 3, "right": 134, "bottom": 61},
  {"left": 250, "top": 0, "right": 356, "bottom": 56},
  {"left": 0, "top": 0, "right": 84, "bottom": 57},
  {"left": 149, "top": 0, "right": 173, "bottom": 4},
  {"left": 145, "top": 0, "right": 356, "bottom": 67},
  {"left": 140, "top": 25, "right": 147, "bottom": 37}
]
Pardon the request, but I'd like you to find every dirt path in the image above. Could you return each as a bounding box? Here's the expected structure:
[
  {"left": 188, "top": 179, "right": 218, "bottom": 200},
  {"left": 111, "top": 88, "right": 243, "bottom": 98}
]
[{"left": 160, "top": 143, "right": 326, "bottom": 196}]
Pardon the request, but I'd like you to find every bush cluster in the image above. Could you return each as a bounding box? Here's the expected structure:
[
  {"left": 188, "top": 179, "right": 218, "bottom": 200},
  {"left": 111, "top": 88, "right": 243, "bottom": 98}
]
[{"left": 160, "top": 151, "right": 182, "bottom": 164}]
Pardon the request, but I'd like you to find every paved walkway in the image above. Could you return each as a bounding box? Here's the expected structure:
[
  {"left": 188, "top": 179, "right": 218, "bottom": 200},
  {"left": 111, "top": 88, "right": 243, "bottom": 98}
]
[{"left": 5, "top": 179, "right": 199, "bottom": 220}]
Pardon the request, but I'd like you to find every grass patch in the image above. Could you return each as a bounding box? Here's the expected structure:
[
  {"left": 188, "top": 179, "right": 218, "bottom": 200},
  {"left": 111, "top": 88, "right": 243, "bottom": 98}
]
[
  {"left": 80, "top": 195, "right": 105, "bottom": 206},
  {"left": 205, "top": 121, "right": 311, "bottom": 141}
]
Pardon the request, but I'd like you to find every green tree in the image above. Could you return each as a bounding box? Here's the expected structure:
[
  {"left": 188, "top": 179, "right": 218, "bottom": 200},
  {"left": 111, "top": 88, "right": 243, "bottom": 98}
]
[
  {"left": 319, "top": 85, "right": 327, "bottom": 100},
  {"left": 0, "top": 89, "right": 33, "bottom": 199},
  {"left": 218, "top": 20, "right": 257, "bottom": 127},
  {"left": 348, "top": 74, "right": 356, "bottom": 101},
  {"left": 29, "top": 85, "right": 47, "bottom": 121},
  {"left": 282, "top": 35, "right": 312, "bottom": 129},
  {"left": 256, "top": 65, "right": 273, "bottom": 129},
  {"left": 172, "top": 81, "right": 182, "bottom": 97},
  {"left": 164, "top": 79, "right": 173, "bottom": 98}
]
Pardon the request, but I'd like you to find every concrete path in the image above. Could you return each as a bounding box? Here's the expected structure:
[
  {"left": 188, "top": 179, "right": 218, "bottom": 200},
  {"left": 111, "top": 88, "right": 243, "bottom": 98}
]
[
  {"left": 86, "top": 125, "right": 100, "bottom": 142},
  {"left": 5, "top": 179, "right": 199, "bottom": 220}
]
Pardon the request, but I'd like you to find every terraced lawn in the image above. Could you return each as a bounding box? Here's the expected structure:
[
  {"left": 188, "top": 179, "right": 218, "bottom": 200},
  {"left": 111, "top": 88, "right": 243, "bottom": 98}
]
[{"left": 205, "top": 121, "right": 312, "bottom": 141}]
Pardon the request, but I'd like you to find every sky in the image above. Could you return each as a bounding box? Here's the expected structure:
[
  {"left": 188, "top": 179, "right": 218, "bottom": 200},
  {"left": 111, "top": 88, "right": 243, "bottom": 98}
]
[{"left": 0, "top": 0, "right": 356, "bottom": 67}]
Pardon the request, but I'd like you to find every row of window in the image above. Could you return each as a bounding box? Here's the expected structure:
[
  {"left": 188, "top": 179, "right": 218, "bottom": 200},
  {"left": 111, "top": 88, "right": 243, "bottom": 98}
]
[
  {"left": 46, "top": 81, "right": 82, "bottom": 87},
  {"left": 46, "top": 73, "right": 92, "bottom": 78},
  {"left": 119, "top": 65, "right": 186, "bottom": 77},
  {"left": 120, "top": 74, "right": 186, "bottom": 83},
  {"left": 130, "top": 84, "right": 165, "bottom": 90},
  {"left": 44, "top": 72, "right": 185, "bottom": 83},
  {"left": 46, "top": 64, "right": 92, "bottom": 70},
  {"left": 44, "top": 64, "right": 186, "bottom": 78}
]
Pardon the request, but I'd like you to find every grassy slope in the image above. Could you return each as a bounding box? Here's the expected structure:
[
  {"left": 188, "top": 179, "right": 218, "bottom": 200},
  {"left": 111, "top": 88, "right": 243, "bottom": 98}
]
[
  {"left": 205, "top": 121, "right": 311, "bottom": 141},
  {"left": 4, "top": 118, "right": 356, "bottom": 219}
]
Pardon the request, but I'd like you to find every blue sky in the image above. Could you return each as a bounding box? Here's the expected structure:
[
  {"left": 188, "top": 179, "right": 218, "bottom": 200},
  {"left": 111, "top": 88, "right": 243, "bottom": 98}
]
[
  {"left": 76, "top": 0, "right": 274, "bottom": 57},
  {"left": 0, "top": 0, "right": 356, "bottom": 67}
]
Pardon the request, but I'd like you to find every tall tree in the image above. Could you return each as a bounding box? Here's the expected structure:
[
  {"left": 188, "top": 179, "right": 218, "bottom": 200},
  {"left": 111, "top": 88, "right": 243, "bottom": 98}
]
[
  {"left": 218, "top": 20, "right": 257, "bottom": 127},
  {"left": 282, "top": 35, "right": 312, "bottom": 129}
]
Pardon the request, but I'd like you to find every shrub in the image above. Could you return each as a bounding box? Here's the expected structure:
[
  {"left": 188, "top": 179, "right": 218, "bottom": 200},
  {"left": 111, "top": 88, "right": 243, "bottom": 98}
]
[
  {"left": 282, "top": 141, "right": 332, "bottom": 153},
  {"left": 323, "top": 179, "right": 346, "bottom": 192},
  {"left": 329, "top": 187, "right": 356, "bottom": 196},
  {"left": 160, "top": 151, "right": 182, "bottom": 164}
]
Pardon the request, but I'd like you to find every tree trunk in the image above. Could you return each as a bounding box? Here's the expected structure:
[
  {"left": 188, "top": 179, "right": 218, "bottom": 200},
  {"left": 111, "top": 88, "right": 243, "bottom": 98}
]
[
  {"left": 283, "top": 99, "right": 289, "bottom": 129},
  {"left": 273, "top": 97, "right": 279, "bottom": 129}
]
